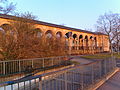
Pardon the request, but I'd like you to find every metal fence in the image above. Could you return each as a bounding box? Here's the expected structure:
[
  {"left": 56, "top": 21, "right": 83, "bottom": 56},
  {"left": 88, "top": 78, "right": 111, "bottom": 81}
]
[
  {"left": 0, "top": 56, "right": 70, "bottom": 83},
  {"left": 0, "top": 56, "right": 116, "bottom": 90}
]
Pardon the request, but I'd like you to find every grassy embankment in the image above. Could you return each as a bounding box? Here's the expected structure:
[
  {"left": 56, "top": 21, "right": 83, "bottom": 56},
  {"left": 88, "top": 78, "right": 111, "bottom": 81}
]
[{"left": 80, "top": 53, "right": 120, "bottom": 60}]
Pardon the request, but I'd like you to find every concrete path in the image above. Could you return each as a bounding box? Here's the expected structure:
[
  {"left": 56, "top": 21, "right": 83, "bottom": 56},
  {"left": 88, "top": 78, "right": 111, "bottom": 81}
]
[
  {"left": 71, "top": 56, "right": 120, "bottom": 90},
  {"left": 70, "top": 56, "right": 94, "bottom": 64},
  {"left": 97, "top": 70, "right": 120, "bottom": 90}
]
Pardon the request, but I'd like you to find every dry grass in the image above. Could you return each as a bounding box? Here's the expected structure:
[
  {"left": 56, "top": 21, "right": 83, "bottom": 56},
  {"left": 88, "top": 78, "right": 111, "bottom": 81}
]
[{"left": 80, "top": 53, "right": 120, "bottom": 60}]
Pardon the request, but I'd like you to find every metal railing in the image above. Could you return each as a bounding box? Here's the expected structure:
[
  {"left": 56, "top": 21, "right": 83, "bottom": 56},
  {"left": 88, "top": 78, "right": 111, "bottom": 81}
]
[
  {"left": 0, "top": 56, "right": 116, "bottom": 90},
  {"left": 0, "top": 56, "right": 70, "bottom": 83}
]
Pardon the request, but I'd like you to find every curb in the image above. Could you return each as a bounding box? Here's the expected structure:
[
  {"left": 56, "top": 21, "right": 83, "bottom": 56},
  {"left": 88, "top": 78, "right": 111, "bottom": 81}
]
[{"left": 89, "top": 68, "right": 120, "bottom": 90}]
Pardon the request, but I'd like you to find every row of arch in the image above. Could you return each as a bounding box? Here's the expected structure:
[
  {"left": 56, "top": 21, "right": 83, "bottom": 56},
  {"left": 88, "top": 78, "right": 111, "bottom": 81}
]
[
  {"left": 0, "top": 24, "right": 97, "bottom": 40},
  {"left": 0, "top": 24, "right": 97, "bottom": 49}
]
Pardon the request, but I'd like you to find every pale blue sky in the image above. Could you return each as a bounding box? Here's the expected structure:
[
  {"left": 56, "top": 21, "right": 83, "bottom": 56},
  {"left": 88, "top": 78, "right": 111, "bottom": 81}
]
[{"left": 11, "top": 0, "right": 120, "bottom": 31}]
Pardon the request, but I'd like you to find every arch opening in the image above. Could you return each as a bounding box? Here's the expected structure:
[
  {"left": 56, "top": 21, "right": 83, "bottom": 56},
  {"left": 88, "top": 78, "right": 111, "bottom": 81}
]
[
  {"left": 0, "top": 24, "right": 12, "bottom": 32},
  {"left": 73, "top": 34, "right": 77, "bottom": 39},
  {"left": 65, "top": 32, "right": 72, "bottom": 38},
  {"left": 79, "top": 35, "right": 83, "bottom": 39},
  {"left": 84, "top": 35, "right": 89, "bottom": 48},
  {"left": 0, "top": 24, "right": 15, "bottom": 36},
  {"left": 56, "top": 31, "right": 62, "bottom": 38},
  {"left": 45, "top": 30, "right": 53, "bottom": 38},
  {"left": 85, "top": 35, "right": 88, "bottom": 40},
  {"left": 94, "top": 37, "right": 96, "bottom": 40},
  {"left": 90, "top": 36, "right": 93, "bottom": 39},
  {"left": 94, "top": 37, "right": 97, "bottom": 47},
  {"left": 34, "top": 28, "right": 42, "bottom": 37}
]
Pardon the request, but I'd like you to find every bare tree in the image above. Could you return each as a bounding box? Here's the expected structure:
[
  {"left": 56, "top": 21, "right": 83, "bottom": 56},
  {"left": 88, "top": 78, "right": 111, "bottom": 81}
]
[
  {"left": 14, "top": 12, "right": 38, "bottom": 20},
  {"left": 96, "top": 12, "right": 120, "bottom": 53},
  {"left": 0, "top": 0, "right": 16, "bottom": 14},
  {"left": 0, "top": 17, "right": 36, "bottom": 60},
  {"left": 45, "top": 37, "right": 67, "bottom": 57},
  {"left": 0, "top": 13, "right": 67, "bottom": 60}
]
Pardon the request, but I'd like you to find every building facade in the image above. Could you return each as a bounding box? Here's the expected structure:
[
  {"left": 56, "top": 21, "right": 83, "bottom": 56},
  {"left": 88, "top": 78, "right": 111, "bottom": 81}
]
[{"left": 0, "top": 14, "right": 109, "bottom": 55}]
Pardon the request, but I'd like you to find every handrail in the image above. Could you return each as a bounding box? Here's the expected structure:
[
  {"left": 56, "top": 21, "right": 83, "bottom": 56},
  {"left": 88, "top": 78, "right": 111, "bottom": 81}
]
[
  {"left": 0, "top": 58, "right": 103, "bottom": 85},
  {"left": 0, "top": 56, "right": 116, "bottom": 90},
  {"left": 0, "top": 55, "right": 68, "bottom": 62}
]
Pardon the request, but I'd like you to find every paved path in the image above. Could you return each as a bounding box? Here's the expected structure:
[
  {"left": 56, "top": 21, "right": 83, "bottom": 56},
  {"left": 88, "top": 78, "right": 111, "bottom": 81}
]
[
  {"left": 71, "top": 56, "right": 120, "bottom": 90},
  {"left": 70, "top": 56, "right": 94, "bottom": 64},
  {"left": 97, "top": 70, "right": 120, "bottom": 90}
]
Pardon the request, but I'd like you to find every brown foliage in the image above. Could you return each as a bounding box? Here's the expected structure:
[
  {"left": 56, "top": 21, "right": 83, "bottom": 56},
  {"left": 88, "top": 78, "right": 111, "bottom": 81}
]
[{"left": 0, "top": 18, "right": 67, "bottom": 60}]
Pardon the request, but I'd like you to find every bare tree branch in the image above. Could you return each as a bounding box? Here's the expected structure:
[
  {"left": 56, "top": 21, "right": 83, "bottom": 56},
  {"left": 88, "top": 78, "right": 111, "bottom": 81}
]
[
  {"left": 96, "top": 12, "right": 120, "bottom": 52},
  {"left": 0, "top": 0, "right": 16, "bottom": 14},
  {"left": 0, "top": 13, "right": 67, "bottom": 60}
]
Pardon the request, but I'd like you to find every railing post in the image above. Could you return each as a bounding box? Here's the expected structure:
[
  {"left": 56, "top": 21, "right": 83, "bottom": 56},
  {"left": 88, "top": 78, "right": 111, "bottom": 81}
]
[
  {"left": 91, "top": 64, "right": 94, "bottom": 84},
  {"left": 3, "top": 62, "right": 5, "bottom": 75},
  {"left": 43, "top": 58, "right": 44, "bottom": 68},
  {"left": 19, "top": 60, "right": 21, "bottom": 72},
  {"left": 32, "top": 59, "right": 34, "bottom": 68},
  {"left": 99, "top": 61, "right": 101, "bottom": 78},
  {"left": 52, "top": 58, "right": 54, "bottom": 66},
  {"left": 113, "top": 57, "right": 115, "bottom": 69},
  {"left": 59, "top": 57, "right": 61, "bottom": 67},
  {"left": 111, "top": 57, "right": 113, "bottom": 69},
  {"left": 104, "top": 59, "right": 106, "bottom": 75},
  {"left": 39, "top": 77, "right": 42, "bottom": 90},
  {"left": 4, "top": 85, "right": 6, "bottom": 90},
  {"left": 24, "top": 81, "right": 25, "bottom": 90},
  {"left": 11, "top": 84, "right": 13, "bottom": 90},
  {"left": 113, "top": 57, "right": 116, "bottom": 69},
  {"left": 112, "top": 57, "right": 114, "bottom": 69},
  {"left": 107, "top": 58, "right": 108, "bottom": 73},
  {"left": 81, "top": 68, "right": 84, "bottom": 90},
  {"left": 18, "top": 82, "right": 19, "bottom": 90},
  {"left": 108, "top": 58, "right": 110, "bottom": 72},
  {"left": 65, "top": 71, "right": 67, "bottom": 90},
  {"left": 29, "top": 80, "right": 31, "bottom": 90}
]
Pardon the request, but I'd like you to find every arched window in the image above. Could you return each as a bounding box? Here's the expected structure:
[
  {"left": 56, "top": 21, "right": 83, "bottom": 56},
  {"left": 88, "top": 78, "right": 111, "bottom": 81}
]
[
  {"left": 0, "top": 27, "right": 4, "bottom": 33},
  {"left": 45, "top": 30, "right": 53, "bottom": 38},
  {"left": 72, "top": 34, "right": 77, "bottom": 44},
  {"left": 94, "top": 37, "right": 96, "bottom": 40},
  {"left": 65, "top": 32, "right": 72, "bottom": 38},
  {"left": 85, "top": 35, "right": 88, "bottom": 40},
  {"left": 56, "top": 31, "right": 62, "bottom": 38},
  {"left": 72, "top": 34, "right": 78, "bottom": 50},
  {"left": 73, "top": 34, "right": 77, "bottom": 39},
  {"left": 90, "top": 36, "right": 93, "bottom": 39},
  {"left": 0, "top": 24, "right": 15, "bottom": 36},
  {"left": 79, "top": 35, "right": 83, "bottom": 39},
  {"left": 34, "top": 28, "right": 42, "bottom": 37},
  {"left": 79, "top": 35, "right": 83, "bottom": 47},
  {"left": 89, "top": 36, "right": 93, "bottom": 47},
  {"left": 64, "top": 32, "right": 71, "bottom": 48},
  {"left": 94, "top": 37, "right": 97, "bottom": 47},
  {"left": 85, "top": 35, "right": 88, "bottom": 47},
  {"left": 1, "top": 24, "right": 12, "bottom": 32},
  {"left": 65, "top": 33, "right": 69, "bottom": 38}
]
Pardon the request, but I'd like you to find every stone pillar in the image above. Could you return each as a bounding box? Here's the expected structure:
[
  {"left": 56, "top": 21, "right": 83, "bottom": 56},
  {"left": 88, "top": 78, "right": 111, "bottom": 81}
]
[
  {"left": 83, "top": 39, "right": 85, "bottom": 54},
  {"left": 91, "top": 39, "right": 94, "bottom": 54},
  {"left": 68, "top": 37, "right": 73, "bottom": 55}
]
